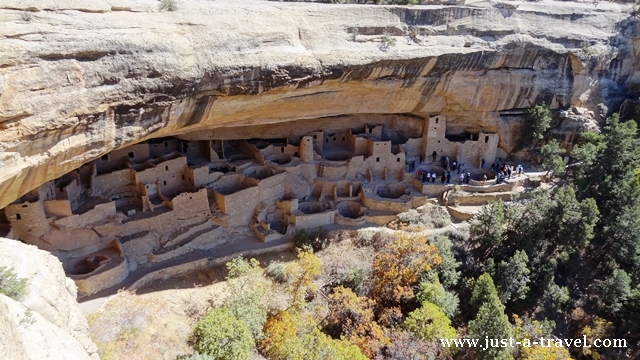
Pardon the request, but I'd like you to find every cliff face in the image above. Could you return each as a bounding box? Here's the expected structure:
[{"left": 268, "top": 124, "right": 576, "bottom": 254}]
[
  {"left": 1, "top": 0, "right": 639, "bottom": 208},
  {"left": 0, "top": 238, "right": 99, "bottom": 359}
]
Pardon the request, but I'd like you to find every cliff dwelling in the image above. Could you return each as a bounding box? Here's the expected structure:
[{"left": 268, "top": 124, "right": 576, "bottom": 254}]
[{"left": 0, "top": 115, "right": 503, "bottom": 297}]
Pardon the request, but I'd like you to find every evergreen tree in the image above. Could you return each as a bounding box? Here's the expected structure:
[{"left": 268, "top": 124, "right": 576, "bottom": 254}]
[
  {"left": 572, "top": 114, "right": 640, "bottom": 271},
  {"left": 524, "top": 103, "right": 552, "bottom": 145},
  {"left": 592, "top": 268, "right": 631, "bottom": 315},
  {"left": 493, "top": 250, "right": 530, "bottom": 303},
  {"left": 431, "top": 235, "right": 461, "bottom": 288},
  {"left": 416, "top": 276, "right": 459, "bottom": 319},
  {"left": 470, "top": 273, "right": 498, "bottom": 314},
  {"left": 468, "top": 274, "right": 513, "bottom": 360},
  {"left": 470, "top": 201, "right": 506, "bottom": 254},
  {"left": 540, "top": 139, "right": 566, "bottom": 178}
]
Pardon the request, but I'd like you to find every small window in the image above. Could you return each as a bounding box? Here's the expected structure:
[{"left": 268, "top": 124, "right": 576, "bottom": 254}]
[
  {"left": 189, "top": 197, "right": 192, "bottom": 200},
  {"left": 128, "top": 152, "right": 134, "bottom": 158},
  {"left": 433, "top": 127, "right": 437, "bottom": 130},
  {"left": 485, "top": 136, "right": 489, "bottom": 143},
  {"left": 101, "top": 155, "right": 108, "bottom": 161},
  {"left": 15, "top": 214, "right": 21, "bottom": 220},
  {"left": 326, "top": 139, "right": 329, "bottom": 143},
  {"left": 281, "top": 147, "right": 285, "bottom": 153},
  {"left": 306, "top": 138, "right": 310, "bottom": 142},
  {"left": 294, "top": 152, "right": 299, "bottom": 157},
  {"left": 59, "top": 186, "right": 64, "bottom": 192},
  {"left": 21, "top": 204, "right": 28, "bottom": 208},
  {"left": 376, "top": 157, "right": 380, "bottom": 162},
  {"left": 313, "top": 135, "right": 317, "bottom": 139},
  {"left": 181, "top": 175, "right": 185, "bottom": 180},
  {"left": 435, "top": 118, "right": 439, "bottom": 124},
  {"left": 164, "top": 142, "right": 168, "bottom": 147},
  {"left": 397, "top": 158, "right": 400, "bottom": 162},
  {"left": 165, "top": 166, "right": 169, "bottom": 171},
  {"left": 342, "top": 137, "right": 345, "bottom": 141},
  {"left": 163, "top": 181, "right": 167, "bottom": 186},
  {"left": 438, "top": 141, "right": 440, "bottom": 143},
  {"left": 333, "top": 137, "right": 336, "bottom": 141}
]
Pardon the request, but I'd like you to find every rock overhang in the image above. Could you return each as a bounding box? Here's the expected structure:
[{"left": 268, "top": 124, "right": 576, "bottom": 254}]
[{"left": 0, "top": 0, "right": 637, "bottom": 208}]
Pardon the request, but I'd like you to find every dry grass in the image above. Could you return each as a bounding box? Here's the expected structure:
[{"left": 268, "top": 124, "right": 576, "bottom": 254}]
[
  {"left": 88, "top": 285, "right": 227, "bottom": 360},
  {"left": 393, "top": 204, "right": 451, "bottom": 230},
  {"left": 315, "top": 232, "right": 376, "bottom": 297},
  {"left": 87, "top": 251, "right": 297, "bottom": 360}
]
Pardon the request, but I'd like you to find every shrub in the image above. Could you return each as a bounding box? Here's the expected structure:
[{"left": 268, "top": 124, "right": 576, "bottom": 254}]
[
  {"left": 354, "top": 230, "right": 390, "bottom": 250},
  {"left": 333, "top": 267, "right": 369, "bottom": 296},
  {"left": 19, "top": 11, "right": 33, "bottom": 22},
  {"left": 0, "top": 266, "right": 28, "bottom": 301},
  {"left": 177, "top": 352, "right": 215, "bottom": 360},
  {"left": 193, "top": 307, "right": 253, "bottom": 360},
  {"left": 158, "top": 0, "right": 177, "bottom": 11},
  {"left": 265, "top": 261, "right": 289, "bottom": 284},
  {"left": 396, "top": 204, "right": 450, "bottom": 229},
  {"left": 292, "top": 228, "right": 329, "bottom": 251},
  {"left": 379, "top": 32, "right": 397, "bottom": 51}
]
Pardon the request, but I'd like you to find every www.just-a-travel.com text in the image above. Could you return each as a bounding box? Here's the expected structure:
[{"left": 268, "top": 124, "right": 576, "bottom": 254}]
[{"left": 440, "top": 336, "right": 627, "bottom": 351}]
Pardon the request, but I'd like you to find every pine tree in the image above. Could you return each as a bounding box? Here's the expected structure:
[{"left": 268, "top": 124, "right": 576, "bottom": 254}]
[
  {"left": 493, "top": 250, "right": 530, "bottom": 303},
  {"left": 540, "top": 139, "right": 566, "bottom": 178},
  {"left": 468, "top": 274, "right": 513, "bottom": 360}
]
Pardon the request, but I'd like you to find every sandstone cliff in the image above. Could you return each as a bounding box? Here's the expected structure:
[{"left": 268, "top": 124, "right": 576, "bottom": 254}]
[
  {"left": 1, "top": 0, "right": 639, "bottom": 208},
  {"left": 0, "top": 237, "right": 99, "bottom": 359}
]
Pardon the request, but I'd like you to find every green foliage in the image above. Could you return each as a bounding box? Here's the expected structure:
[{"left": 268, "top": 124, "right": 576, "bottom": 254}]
[
  {"left": 0, "top": 266, "right": 28, "bottom": 301},
  {"left": 470, "top": 273, "right": 497, "bottom": 315},
  {"left": 416, "top": 276, "right": 459, "bottom": 319},
  {"left": 265, "top": 261, "right": 289, "bottom": 284},
  {"left": 333, "top": 267, "right": 368, "bottom": 296},
  {"left": 523, "top": 103, "right": 552, "bottom": 145},
  {"left": 224, "top": 257, "right": 268, "bottom": 340},
  {"left": 430, "top": 235, "right": 461, "bottom": 288},
  {"left": 404, "top": 302, "right": 457, "bottom": 342},
  {"left": 541, "top": 281, "right": 570, "bottom": 314},
  {"left": 572, "top": 114, "right": 640, "bottom": 270},
  {"left": 261, "top": 310, "right": 367, "bottom": 360},
  {"left": 491, "top": 250, "right": 531, "bottom": 303},
  {"left": 381, "top": 0, "right": 419, "bottom": 4},
  {"left": 470, "top": 200, "right": 506, "bottom": 254},
  {"left": 396, "top": 204, "right": 450, "bottom": 229},
  {"left": 292, "top": 228, "right": 329, "bottom": 251},
  {"left": 177, "top": 352, "right": 216, "bottom": 360},
  {"left": 158, "top": 0, "right": 177, "bottom": 11},
  {"left": 193, "top": 307, "right": 253, "bottom": 360},
  {"left": 622, "top": 284, "right": 640, "bottom": 333},
  {"left": 468, "top": 274, "right": 513, "bottom": 360},
  {"left": 540, "top": 139, "right": 566, "bottom": 177},
  {"left": 379, "top": 33, "right": 397, "bottom": 51},
  {"left": 592, "top": 268, "right": 631, "bottom": 315}
]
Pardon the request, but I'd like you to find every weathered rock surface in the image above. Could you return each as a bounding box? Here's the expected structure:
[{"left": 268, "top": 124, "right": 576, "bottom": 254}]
[
  {"left": 0, "top": 237, "right": 99, "bottom": 359},
  {"left": 1, "top": 0, "right": 639, "bottom": 208}
]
